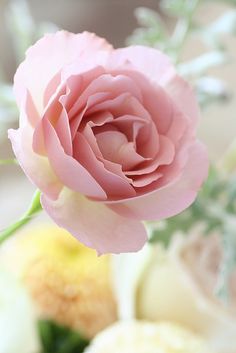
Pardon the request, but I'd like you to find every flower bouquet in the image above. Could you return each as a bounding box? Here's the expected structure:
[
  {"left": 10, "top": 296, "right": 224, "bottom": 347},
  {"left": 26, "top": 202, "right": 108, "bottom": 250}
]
[{"left": 0, "top": 0, "right": 236, "bottom": 352}]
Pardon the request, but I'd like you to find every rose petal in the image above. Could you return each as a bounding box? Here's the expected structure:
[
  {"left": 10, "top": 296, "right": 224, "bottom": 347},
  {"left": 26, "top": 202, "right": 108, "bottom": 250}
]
[
  {"left": 69, "top": 74, "right": 142, "bottom": 118},
  {"left": 82, "top": 124, "right": 134, "bottom": 185},
  {"left": 14, "top": 31, "right": 112, "bottom": 114},
  {"left": 55, "top": 107, "right": 72, "bottom": 156},
  {"left": 126, "top": 135, "right": 175, "bottom": 177},
  {"left": 70, "top": 92, "right": 110, "bottom": 140},
  {"left": 73, "top": 132, "right": 136, "bottom": 198},
  {"left": 165, "top": 74, "right": 200, "bottom": 125},
  {"left": 21, "top": 89, "right": 40, "bottom": 128},
  {"left": 41, "top": 189, "right": 147, "bottom": 254},
  {"left": 43, "top": 72, "right": 61, "bottom": 108},
  {"left": 42, "top": 118, "right": 107, "bottom": 200},
  {"left": 112, "top": 115, "right": 146, "bottom": 143},
  {"left": 33, "top": 83, "right": 67, "bottom": 156},
  {"left": 136, "top": 121, "right": 159, "bottom": 159},
  {"left": 96, "top": 130, "right": 147, "bottom": 171},
  {"left": 8, "top": 125, "right": 62, "bottom": 200},
  {"left": 166, "top": 109, "right": 188, "bottom": 145},
  {"left": 132, "top": 171, "right": 163, "bottom": 188},
  {"left": 88, "top": 93, "right": 142, "bottom": 118},
  {"left": 123, "top": 71, "right": 174, "bottom": 135},
  {"left": 60, "top": 67, "right": 104, "bottom": 112},
  {"left": 107, "top": 46, "right": 176, "bottom": 85},
  {"left": 107, "top": 141, "right": 208, "bottom": 220}
]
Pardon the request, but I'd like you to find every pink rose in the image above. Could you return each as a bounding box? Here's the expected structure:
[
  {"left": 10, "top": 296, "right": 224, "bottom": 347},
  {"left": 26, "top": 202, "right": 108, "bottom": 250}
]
[{"left": 9, "top": 31, "right": 208, "bottom": 254}]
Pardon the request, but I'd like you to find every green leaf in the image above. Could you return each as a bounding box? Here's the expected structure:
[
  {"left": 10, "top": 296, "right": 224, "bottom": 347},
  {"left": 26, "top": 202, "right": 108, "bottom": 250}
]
[
  {"left": 38, "top": 320, "right": 90, "bottom": 353},
  {"left": 148, "top": 209, "right": 196, "bottom": 247},
  {"left": 127, "top": 7, "right": 168, "bottom": 48},
  {"left": 160, "top": 0, "right": 198, "bottom": 17},
  {"left": 134, "top": 7, "right": 164, "bottom": 28}
]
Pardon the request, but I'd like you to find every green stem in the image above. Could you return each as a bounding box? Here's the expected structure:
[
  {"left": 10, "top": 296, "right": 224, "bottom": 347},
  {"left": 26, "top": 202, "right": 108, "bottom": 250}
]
[
  {"left": 0, "top": 159, "right": 18, "bottom": 166},
  {"left": 0, "top": 189, "right": 42, "bottom": 244}
]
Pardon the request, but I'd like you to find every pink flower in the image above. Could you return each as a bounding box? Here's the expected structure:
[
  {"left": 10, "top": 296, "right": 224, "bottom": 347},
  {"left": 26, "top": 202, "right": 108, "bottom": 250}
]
[{"left": 9, "top": 31, "right": 208, "bottom": 254}]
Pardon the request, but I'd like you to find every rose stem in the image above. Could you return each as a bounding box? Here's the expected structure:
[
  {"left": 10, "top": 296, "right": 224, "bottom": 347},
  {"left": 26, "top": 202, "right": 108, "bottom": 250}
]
[
  {"left": 0, "top": 159, "right": 18, "bottom": 165},
  {"left": 0, "top": 189, "right": 42, "bottom": 244}
]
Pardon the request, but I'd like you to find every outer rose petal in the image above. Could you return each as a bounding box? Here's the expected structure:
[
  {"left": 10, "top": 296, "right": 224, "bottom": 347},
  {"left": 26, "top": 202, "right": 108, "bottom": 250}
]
[
  {"left": 8, "top": 125, "right": 62, "bottom": 200},
  {"left": 14, "top": 31, "right": 112, "bottom": 113},
  {"left": 165, "top": 74, "right": 200, "bottom": 126},
  {"left": 41, "top": 189, "right": 147, "bottom": 255},
  {"left": 107, "top": 141, "right": 209, "bottom": 221},
  {"left": 107, "top": 46, "right": 176, "bottom": 85}
]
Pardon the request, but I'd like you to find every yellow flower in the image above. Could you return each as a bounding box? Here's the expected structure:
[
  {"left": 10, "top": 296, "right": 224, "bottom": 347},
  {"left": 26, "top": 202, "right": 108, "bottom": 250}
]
[
  {"left": 85, "top": 320, "right": 212, "bottom": 353},
  {"left": 1, "top": 224, "right": 117, "bottom": 338}
]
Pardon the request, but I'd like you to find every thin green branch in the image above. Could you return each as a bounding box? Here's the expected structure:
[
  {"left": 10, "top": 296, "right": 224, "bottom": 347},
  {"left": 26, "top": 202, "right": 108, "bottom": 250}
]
[
  {"left": 0, "top": 159, "right": 18, "bottom": 166},
  {"left": 0, "top": 189, "right": 42, "bottom": 244}
]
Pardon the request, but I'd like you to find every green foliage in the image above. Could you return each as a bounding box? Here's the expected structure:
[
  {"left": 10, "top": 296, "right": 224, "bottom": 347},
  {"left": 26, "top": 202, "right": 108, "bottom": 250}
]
[
  {"left": 128, "top": 0, "right": 235, "bottom": 108},
  {"left": 160, "top": 0, "right": 199, "bottom": 18},
  {"left": 149, "top": 167, "right": 236, "bottom": 245},
  {"left": 126, "top": 7, "right": 168, "bottom": 50},
  {"left": 38, "top": 320, "right": 90, "bottom": 353},
  {"left": 149, "top": 167, "right": 236, "bottom": 302}
]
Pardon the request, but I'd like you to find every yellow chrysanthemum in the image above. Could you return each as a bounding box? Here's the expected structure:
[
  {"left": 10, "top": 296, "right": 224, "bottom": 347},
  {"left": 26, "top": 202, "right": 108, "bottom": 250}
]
[
  {"left": 1, "top": 224, "right": 117, "bottom": 338},
  {"left": 85, "top": 320, "right": 213, "bottom": 353}
]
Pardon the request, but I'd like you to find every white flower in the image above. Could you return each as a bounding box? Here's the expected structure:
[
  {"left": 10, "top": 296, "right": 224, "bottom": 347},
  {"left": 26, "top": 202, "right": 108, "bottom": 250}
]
[
  {"left": 112, "top": 231, "right": 236, "bottom": 353},
  {"left": 0, "top": 267, "right": 39, "bottom": 353},
  {"left": 85, "top": 320, "right": 212, "bottom": 353}
]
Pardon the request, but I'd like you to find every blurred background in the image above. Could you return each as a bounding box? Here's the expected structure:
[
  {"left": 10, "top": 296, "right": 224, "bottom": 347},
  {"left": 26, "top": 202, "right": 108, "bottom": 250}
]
[{"left": 0, "top": 0, "right": 236, "bottom": 228}]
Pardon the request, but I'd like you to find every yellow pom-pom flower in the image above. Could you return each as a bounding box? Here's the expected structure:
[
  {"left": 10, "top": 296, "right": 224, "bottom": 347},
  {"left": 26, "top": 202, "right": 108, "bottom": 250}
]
[
  {"left": 85, "top": 320, "right": 213, "bottom": 353},
  {"left": 1, "top": 225, "right": 117, "bottom": 338}
]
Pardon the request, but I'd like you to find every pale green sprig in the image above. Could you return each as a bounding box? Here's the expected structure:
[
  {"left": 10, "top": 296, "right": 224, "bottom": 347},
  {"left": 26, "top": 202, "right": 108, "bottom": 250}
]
[
  {"left": 128, "top": 0, "right": 235, "bottom": 108},
  {"left": 0, "top": 190, "right": 42, "bottom": 245},
  {"left": 149, "top": 167, "right": 236, "bottom": 303},
  {"left": 0, "top": 159, "right": 18, "bottom": 166}
]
